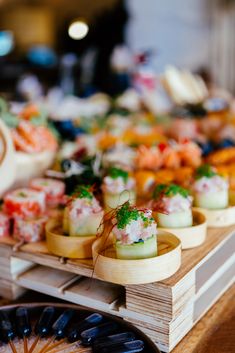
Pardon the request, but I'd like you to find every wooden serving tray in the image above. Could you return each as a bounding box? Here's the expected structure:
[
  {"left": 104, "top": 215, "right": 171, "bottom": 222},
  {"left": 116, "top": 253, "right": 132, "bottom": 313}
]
[{"left": 0, "top": 225, "right": 234, "bottom": 352}]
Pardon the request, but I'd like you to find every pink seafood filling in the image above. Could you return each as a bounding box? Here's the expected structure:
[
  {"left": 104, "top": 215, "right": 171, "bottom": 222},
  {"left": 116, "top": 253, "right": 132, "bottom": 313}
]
[
  {"left": 68, "top": 197, "right": 103, "bottom": 219},
  {"left": 153, "top": 194, "right": 193, "bottom": 214},
  {"left": 13, "top": 216, "right": 48, "bottom": 243},
  {"left": 102, "top": 176, "right": 135, "bottom": 194},
  {"left": 193, "top": 175, "right": 228, "bottom": 194},
  {"left": 0, "top": 212, "right": 10, "bottom": 237},
  {"left": 113, "top": 209, "right": 157, "bottom": 245},
  {"left": 30, "top": 178, "right": 65, "bottom": 206}
]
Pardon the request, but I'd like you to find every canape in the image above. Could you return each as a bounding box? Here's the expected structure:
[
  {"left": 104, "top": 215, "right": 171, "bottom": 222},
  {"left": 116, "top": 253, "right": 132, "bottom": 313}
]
[
  {"left": 102, "top": 167, "right": 136, "bottom": 210},
  {"left": 112, "top": 202, "right": 157, "bottom": 260},
  {"left": 4, "top": 188, "right": 46, "bottom": 218},
  {"left": 152, "top": 184, "right": 193, "bottom": 228},
  {"left": 65, "top": 185, "right": 103, "bottom": 237},
  {"left": 193, "top": 165, "right": 228, "bottom": 209},
  {"left": 151, "top": 184, "right": 207, "bottom": 249}
]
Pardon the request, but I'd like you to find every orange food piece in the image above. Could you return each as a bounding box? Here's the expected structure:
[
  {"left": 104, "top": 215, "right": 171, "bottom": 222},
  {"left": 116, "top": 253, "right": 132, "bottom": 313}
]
[
  {"left": 207, "top": 147, "right": 235, "bottom": 165},
  {"left": 174, "top": 167, "right": 194, "bottom": 188},
  {"left": 11, "top": 129, "right": 38, "bottom": 153},
  {"left": 123, "top": 129, "right": 166, "bottom": 147},
  {"left": 20, "top": 104, "right": 39, "bottom": 120},
  {"left": 98, "top": 133, "right": 118, "bottom": 150},
  {"left": 154, "top": 169, "right": 175, "bottom": 184},
  {"left": 134, "top": 170, "right": 156, "bottom": 197},
  {"left": 11, "top": 121, "right": 57, "bottom": 153},
  {"left": 179, "top": 142, "right": 202, "bottom": 168},
  {"left": 162, "top": 148, "right": 181, "bottom": 169},
  {"left": 17, "top": 121, "right": 40, "bottom": 152},
  {"left": 135, "top": 145, "right": 163, "bottom": 170}
]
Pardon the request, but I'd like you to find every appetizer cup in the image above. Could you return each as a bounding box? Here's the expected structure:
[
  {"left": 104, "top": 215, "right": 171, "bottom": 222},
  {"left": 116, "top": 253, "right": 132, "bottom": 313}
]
[{"left": 46, "top": 218, "right": 96, "bottom": 259}]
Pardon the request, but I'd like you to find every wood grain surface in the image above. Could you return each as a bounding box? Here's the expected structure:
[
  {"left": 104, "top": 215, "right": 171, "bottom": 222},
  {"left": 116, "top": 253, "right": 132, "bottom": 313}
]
[
  {"left": 0, "top": 285, "right": 234, "bottom": 353},
  {"left": 172, "top": 285, "right": 235, "bottom": 353}
]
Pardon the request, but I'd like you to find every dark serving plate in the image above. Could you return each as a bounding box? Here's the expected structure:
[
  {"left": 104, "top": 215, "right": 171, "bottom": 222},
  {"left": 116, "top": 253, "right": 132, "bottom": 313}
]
[{"left": 0, "top": 302, "right": 160, "bottom": 352}]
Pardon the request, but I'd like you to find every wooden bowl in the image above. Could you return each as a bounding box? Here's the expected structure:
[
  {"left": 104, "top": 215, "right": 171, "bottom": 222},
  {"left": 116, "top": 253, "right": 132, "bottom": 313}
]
[
  {"left": 92, "top": 231, "right": 181, "bottom": 285},
  {"left": 0, "top": 120, "right": 16, "bottom": 196},
  {"left": 14, "top": 150, "right": 56, "bottom": 187},
  {"left": 194, "top": 205, "right": 235, "bottom": 228},
  {"left": 46, "top": 218, "right": 96, "bottom": 259},
  {"left": 159, "top": 210, "right": 207, "bottom": 249}
]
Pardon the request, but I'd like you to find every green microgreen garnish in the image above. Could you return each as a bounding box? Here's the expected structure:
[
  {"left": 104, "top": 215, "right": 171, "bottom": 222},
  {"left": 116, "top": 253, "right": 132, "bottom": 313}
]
[
  {"left": 116, "top": 202, "right": 140, "bottom": 229},
  {"left": 108, "top": 167, "right": 128, "bottom": 182},
  {"left": 73, "top": 185, "right": 93, "bottom": 200},
  {"left": 195, "top": 164, "right": 217, "bottom": 179},
  {"left": 116, "top": 202, "right": 153, "bottom": 229},
  {"left": 18, "top": 192, "right": 27, "bottom": 198},
  {"left": 153, "top": 184, "right": 189, "bottom": 199}
]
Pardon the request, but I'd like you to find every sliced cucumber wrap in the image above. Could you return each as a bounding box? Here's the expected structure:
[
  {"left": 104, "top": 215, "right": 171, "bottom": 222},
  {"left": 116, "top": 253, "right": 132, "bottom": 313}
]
[
  {"left": 104, "top": 190, "right": 136, "bottom": 210},
  {"left": 194, "top": 191, "right": 228, "bottom": 209},
  {"left": 156, "top": 209, "right": 193, "bottom": 228},
  {"left": 116, "top": 235, "right": 157, "bottom": 260}
]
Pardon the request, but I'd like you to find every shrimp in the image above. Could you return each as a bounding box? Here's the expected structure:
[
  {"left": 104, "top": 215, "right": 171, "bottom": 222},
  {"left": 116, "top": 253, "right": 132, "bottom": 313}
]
[{"left": 135, "top": 145, "right": 163, "bottom": 170}]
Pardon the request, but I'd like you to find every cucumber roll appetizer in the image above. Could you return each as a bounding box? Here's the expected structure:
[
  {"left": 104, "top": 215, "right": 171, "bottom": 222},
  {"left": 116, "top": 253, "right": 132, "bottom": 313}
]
[
  {"left": 193, "top": 165, "right": 228, "bottom": 209},
  {"left": 112, "top": 202, "right": 157, "bottom": 260},
  {"left": 65, "top": 185, "right": 103, "bottom": 237},
  {"left": 102, "top": 167, "right": 136, "bottom": 210},
  {"left": 152, "top": 184, "right": 193, "bottom": 228}
]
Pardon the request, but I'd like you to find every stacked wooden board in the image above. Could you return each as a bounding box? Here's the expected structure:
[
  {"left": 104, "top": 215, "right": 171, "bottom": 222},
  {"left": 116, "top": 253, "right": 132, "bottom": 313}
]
[{"left": 0, "top": 225, "right": 234, "bottom": 352}]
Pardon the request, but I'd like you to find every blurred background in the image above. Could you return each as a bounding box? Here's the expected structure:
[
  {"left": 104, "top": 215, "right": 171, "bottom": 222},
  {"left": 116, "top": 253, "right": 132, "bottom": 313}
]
[{"left": 0, "top": 0, "right": 235, "bottom": 98}]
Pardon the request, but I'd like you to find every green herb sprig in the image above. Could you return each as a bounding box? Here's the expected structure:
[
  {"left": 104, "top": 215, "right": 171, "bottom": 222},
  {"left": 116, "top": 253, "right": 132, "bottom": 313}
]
[
  {"left": 108, "top": 167, "right": 128, "bottom": 182},
  {"left": 116, "top": 202, "right": 140, "bottom": 229},
  {"left": 195, "top": 164, "right": 217, "bottom": 180},
  {"left": 153, "top": 184, "right": 189, "bottom": 199},
  {"left": 72, "top": 185, "right": 93, "bottom": 200}
]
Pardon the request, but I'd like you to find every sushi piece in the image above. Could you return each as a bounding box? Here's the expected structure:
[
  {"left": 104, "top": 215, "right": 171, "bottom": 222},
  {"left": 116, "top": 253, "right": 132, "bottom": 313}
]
[
  {"left": 4, "top": 188, "right": 46, "bottom": 218},
  {"left": 0, "top": 212, "right": 10, "bottom": 238},
  {"left": 152, "top": 184, "right": 193, "bottom": 228},
  {"left": 112, "top": 202, "right": 157, "bottom": 260},
  {"left": 193, "top": 164, "right": 229, "bottom": 209},
  {"left": 13, "top": 216, "right": 47, "bottom": 242},
  {"left": 66, "top": 185, "right": 103, "bottom": 237},
  {"left": 102, "top": 167, "right": 136, "bottom": 210},
  {"left": 30, "top": 178, "right": 65, "bottom": 207}
]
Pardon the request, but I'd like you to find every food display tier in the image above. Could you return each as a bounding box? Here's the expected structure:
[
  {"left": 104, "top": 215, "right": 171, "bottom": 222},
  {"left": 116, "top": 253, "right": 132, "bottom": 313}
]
[{"left": 0, "top": 225, "right": 234, "bottom": 352}]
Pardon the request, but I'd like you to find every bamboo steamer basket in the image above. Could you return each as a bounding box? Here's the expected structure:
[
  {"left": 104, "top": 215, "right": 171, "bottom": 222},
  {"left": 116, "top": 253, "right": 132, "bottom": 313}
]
[
  {"left": 46, "top": 218, "right": 96, "bottom": 259},
  {"left": 159, "top": 210, "right": 207, "bottom": 249},
  {"left": 92, "top": 230, "right": 181, "bottom": 285},
  {"left": 195, "top": 205, "right": 235, "bottom": 227},
  {"left": 0, "top": 120, "right": 16, "bottom": 196}
]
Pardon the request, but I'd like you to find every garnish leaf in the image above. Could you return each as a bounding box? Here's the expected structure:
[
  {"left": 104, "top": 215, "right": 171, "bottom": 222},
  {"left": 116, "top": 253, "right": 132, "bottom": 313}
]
[
  {"left": 72, "top": 185, "right": 93, "bottom": 200},
  {"left": 195, "top": 164, "right": 216, "bottom": 179},
  {"left": 153, "top": 184, "right": 189, "bottom": 199},
  {"left": 116, "top": 202, "right": 139, "bottom": 229},
  {"left": 108, "top": 167, "right": 128, "bottom": 182}
]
